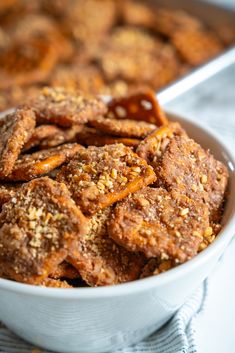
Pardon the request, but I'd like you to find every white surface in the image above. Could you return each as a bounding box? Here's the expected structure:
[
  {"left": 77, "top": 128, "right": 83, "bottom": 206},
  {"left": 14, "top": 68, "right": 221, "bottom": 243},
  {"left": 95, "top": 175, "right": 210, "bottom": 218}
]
[
  {"left": 196, "top": 239, "right": 235, "bottom": 353},
  {"left": 165, "top": 62, "right": 235, "bottom": 353}
]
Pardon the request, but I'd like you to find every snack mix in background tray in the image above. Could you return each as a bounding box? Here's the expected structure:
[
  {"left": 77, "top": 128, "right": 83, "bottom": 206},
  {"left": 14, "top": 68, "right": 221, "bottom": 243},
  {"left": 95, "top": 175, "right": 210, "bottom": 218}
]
[
  {"left": 0, "top": 0, "right": 235, "bottom": 112},
  {"left": 0, "top": 88, "right": 229, "bottom": 288}
]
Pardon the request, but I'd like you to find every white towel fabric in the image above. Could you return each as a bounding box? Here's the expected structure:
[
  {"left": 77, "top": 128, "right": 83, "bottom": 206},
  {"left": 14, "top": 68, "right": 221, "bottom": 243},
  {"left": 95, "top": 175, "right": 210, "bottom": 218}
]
[
  {"left": 0, "top": 281, "right": 208, "bottom": 353},
  {"left": 116, "top": 281, "right": 208, "bottom": 353}
]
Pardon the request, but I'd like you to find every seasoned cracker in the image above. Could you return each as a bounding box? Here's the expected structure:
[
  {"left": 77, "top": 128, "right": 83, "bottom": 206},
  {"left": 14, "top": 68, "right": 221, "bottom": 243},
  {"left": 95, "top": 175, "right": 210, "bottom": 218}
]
[
  {"left": 31, "top": 87, "right": 107, "bottom": 127},
  {"left": 109, "top": 26, "right": 162, "bottom": 52},
  {"left": 0, "top": 38, "right": 57, "bottom": 89},
  {"left": 0, "top": 0, "right": 20, "bottom": 16},
  {"left": 68, "top": 208, "right": 145, "bottom": 286},
  {"left": 107, "top": 89, "right": 168, "bottom": 125},
  {"left": 216, "top": 23, "right": 235, "bottom": 46},
  {"left": 98, "top": 45, "right": 179, "bottom": 90},
  {"left": 150, "top": 45, "right": 181, "bottom": 90},
  {"left": 76, "top": 127, "right": 140, "bottom": 148},
  {"left": 155, "top": 135, "right": 229, "bottom": 222},
  {"left": 57, "top": 144, "right": 156, "bottom": 215},
  {"left": 172, "top": 29, "right": 223, "bottom": 66},
  {"left": 0, "top": 177, "right": 88, "bottom": 284},
  {"left": 154, "top": 8, "right": 203, "bottom": 37},
  {"left": 50, "top": 261, "right": 80, "bottom": 280},
  {"left": 0, "top": 28, "right": 9, "bottom": 50},
  {"left": 24, "top": 125, "right": 83, "bottom": 151},
  {"left": 50, "top": 64, "right": 106, "bottom": 95},
  {"left": 40, "top": 0, "right": 69, "bottom": 18},
  {"left": 23, "top": 125, "right": 62, "bottom": 151},
  {"left": 65, "top": 0, "right": 116, "bottom": 45},
  {"left": 89, "top": 116, "right": 157, "bottom": 138},
  {"left": 11, "top": 14, "right": 73, "bottom": 62},
  {"left": 11, "top": 14, "right": 59, "bottom": 41},
  {"left": 0, "top": 183, "right": 21, "bottom": 207},
  {"left": 40, "top": 125, "right": 83, "bottom": 149},
  {"left": 121, "top": 0, "right": 155, "bottom": 28},
  {"left": 108, "top": 187, "right": 210, "bottom": 262},
  {"left": 136, "top": 122, "right": 187, "bottom": 166},
  {"left": 6, "top": 143, "right": 83, "bottom": 181},
  {"left": 0, "top": 106, "right": 36, "bottom": 177},
  {"left": 0, "top": 85, "right": 41, "bottom": 112}
]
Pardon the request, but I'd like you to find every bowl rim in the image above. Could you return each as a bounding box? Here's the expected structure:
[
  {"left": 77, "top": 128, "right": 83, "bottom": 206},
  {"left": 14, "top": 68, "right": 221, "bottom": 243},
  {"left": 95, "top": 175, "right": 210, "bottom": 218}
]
[{"left": 0, "top": 111, "right": 234, "bottom": 299}]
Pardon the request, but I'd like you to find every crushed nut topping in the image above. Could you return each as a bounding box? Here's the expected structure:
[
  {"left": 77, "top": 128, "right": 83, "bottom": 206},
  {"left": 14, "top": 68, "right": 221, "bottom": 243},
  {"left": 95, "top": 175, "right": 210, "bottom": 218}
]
[
  {"left": 0, "top": 89, "right": 228, "bottom": 288},
  {"left": 57, "top": 144, "right": 156, "bottom": 215}
]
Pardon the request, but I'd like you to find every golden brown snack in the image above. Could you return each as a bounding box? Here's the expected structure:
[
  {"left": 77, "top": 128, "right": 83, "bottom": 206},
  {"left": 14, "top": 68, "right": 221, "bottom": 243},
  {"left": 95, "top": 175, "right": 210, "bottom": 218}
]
[
  {"left": 10, "top": 14, "right": 73, "bottom": 62},
  {"left": 5, "top": 143, "right": 83, "bottom": 181},
  {"left": 89, "top": 116, "right": 157, "bottom": 138},
  {"left": 23, "top": 125, "right": 62, "bottom": 151},
  {"left": 50, "top": 64, "right": 106, "bottom": 95},
  {"left": 216, "top": 23, "right": 235, "bottom": 46},
  {"left": 155, "top": 135, "right": 229, "bottom": 222},
  {"left": 64, "top": 0, "right": 117, "bottom": 46},
  {"left": 0, "top": 38, "right": 57, "bottom": 89},
  {"left": 0, "top": 27, "right": 9, "bottom": 50},
  {"left": 0, "top": 177, "right": 88, "bottom": 284},
  {"left": 107, "top": 89, "right": 168, "bottom": 125},
  {"left": 11, "top": 14, "right": 59, "bottom": 41},
  {"left": 68, "top": 208, "right": 145, "bottom": 286},
  {"left": 136, "top": 122, "right": 187, "bottom": 166},
  {"left": 50, "top": 261, "right": 80, "bottom": 280},
  {"left": 41, "top": 278, "right": 72, "bottom": 288},
  {"left": 0, "top": 85, "right": 41, "bottom": 112},
  {"left": 39, "top": 0, "right": 70, "bottom": 19},
  {"left": 57, "top": 144, "right": 156, "bottom": 215},
  {"left": 0, "top": 107, "right": 36, "bottom": 178},
  {"left": 31, "top": 87, "right": 107, "bottom": 127},
  {"left": 154, "top": 8, "right": 203, "bottom": 37},
  {"left": 98, "top": 45, "right": 179, "bottom": 90},
  {"left": 0, "top": 0, "right": 17, "bottom": 12},
  {"left": 120, "top": 0, "right": 155, "bottom": 28},
  {"left": 108, "top": 187, "right": 210, "bottom": 262},
  {"left": 109, "top": 26, "right": 162, "bottom": 52},
  {"left": 0, "top": 183, "right": 21, "bottom": 207},
  {"left": 76, "top": 127, "right": 140, "bottom": 148},
  {"left": 40, "top": 125, "right": 83, "bottom": 149},
  {"left": 23, "top": 125, "right": 83, "bottom": 151},
  {"left": 172, "top": 29, "right": 223, "bottom": 66}
]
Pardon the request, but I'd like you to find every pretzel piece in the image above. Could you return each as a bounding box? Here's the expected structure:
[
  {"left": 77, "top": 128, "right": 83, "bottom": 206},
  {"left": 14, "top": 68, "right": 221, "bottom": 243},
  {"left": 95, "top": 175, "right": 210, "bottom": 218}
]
[
  {"left": 0, "top": 177, "right": 88, "bottom": 284},
  {"left": 5, "top": 143, "right": 83, "bottom": 181},
  {"left": 107, "top": 89, "right": 168, "bottom": 125},
  {"left": 108, "top": 187, "right": 210, "bottom": 262},
  {"left": 68, "top": 207, "right": 145, "bottom": 286},
  {"left": 57, "top": 144, "right": 156, "bottom": 215},
  {"left": 0, "top": 107, "right": 36, "bottom": 178}
]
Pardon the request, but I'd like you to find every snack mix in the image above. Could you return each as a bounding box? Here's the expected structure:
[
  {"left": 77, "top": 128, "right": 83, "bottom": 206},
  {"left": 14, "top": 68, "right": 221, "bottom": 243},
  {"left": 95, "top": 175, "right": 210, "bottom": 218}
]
[
  {"left": 0, "top": 0, "right": 234, "bottom": 111},
  {"left": 0, "top": 88, "right": 229, "bottom": 288}
]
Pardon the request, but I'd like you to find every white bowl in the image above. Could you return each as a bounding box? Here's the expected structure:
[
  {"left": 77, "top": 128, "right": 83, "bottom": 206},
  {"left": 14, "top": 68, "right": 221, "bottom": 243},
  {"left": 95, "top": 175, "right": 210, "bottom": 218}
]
[{"left": 0, "top": 112, "right": 234, "bottom": 353}]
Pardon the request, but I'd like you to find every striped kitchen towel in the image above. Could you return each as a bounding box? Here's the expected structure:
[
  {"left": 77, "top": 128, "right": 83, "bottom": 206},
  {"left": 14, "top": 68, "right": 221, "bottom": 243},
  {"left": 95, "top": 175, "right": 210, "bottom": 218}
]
[{"left": 0, "top": 280, "right": 208, "bottom": 353}]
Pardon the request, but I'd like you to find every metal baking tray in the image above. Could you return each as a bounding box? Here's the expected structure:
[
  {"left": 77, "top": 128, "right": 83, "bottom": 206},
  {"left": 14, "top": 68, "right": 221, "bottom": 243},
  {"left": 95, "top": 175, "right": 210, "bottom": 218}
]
[{"left": 148, "top": 0, "right": 235, "bottom": 105}]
